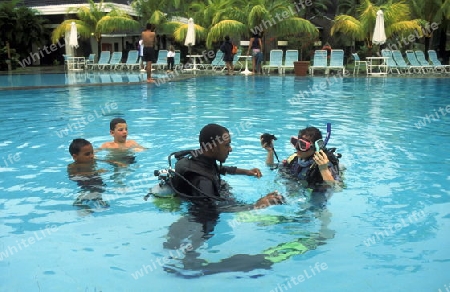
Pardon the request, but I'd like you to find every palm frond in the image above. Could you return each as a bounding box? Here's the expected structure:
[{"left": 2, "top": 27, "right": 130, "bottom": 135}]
[
  {"left": 51, "top": 20, "right": 75, "bottom": 43},
  {"left": 442, "top": 0, "right": 450, "bottom": 19},
  {"left": 97, "top": 16, "right": 140, "bottom": 34},
  {"left": 149, "top": 10, "right": 167, "bottom": 25},
  {"left": 173, "top": 23, "right": 207, "bottom": 43},
  {"left": 248, "top": 5, "right": 270, "bottom": 27},
  {"left": 388, "top": 20, "right": 423, "bottom": 38},
  {"left": 382, "top": 2, "right": 411, "bottom": 24},
  {"left": 206, "top": 20, "right": 248, "bottom": 47},
  {"left": 331, "top": 15, "right": 364, "bottom": 40},
  {"left": 270, "top": 17, "right": 319, "bottom": 38}
]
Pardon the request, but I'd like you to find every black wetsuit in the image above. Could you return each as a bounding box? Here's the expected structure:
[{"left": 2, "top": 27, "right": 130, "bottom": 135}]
[{"left": 171, "top": 154, "right": 236, "bottom": 201}]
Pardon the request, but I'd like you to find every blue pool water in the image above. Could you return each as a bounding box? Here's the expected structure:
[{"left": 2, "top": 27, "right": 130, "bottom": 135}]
[
  {"left": 0, "top": 71, "right": 155, "bottom": 88},
  {"left": 1, "top": 74, "right": 449, "bottom": 292}
]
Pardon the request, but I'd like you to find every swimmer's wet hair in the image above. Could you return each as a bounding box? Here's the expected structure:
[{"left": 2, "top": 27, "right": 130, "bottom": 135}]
[
  {"left": 110, "top": 118, "right": 126, "bottom": 131},
  {"left": 69, "top": 138, "right": 91, "bottom": 155},
  {"left": 298, "top": 126, "right": 322, "bottom": 143}
]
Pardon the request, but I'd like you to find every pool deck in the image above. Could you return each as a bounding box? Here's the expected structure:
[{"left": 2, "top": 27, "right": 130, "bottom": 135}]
[
  {"left": 1, "top": 64, "right": 448, "bottom": 91},
  {"left": 0, "top": 65, "right": 211, "bottom": 90}
]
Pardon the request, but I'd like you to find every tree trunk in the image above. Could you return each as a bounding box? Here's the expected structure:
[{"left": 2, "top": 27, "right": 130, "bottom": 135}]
[
  {"left": 438, "top": 20, "right": 448, "bottom": 64},
  {"left": 97, "top": 37, "right": 102, "bottom": 57},
  {"left": 424, "top": 36, "right": 431, "bottom": 60}
]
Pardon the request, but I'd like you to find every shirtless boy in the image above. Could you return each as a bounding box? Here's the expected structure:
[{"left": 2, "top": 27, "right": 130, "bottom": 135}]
[
  {"left": 100, "top": 118, "right": 144, "bottom": 151},
  {"left": 141, "top": 23, "right": 156, "bottom": 83}
]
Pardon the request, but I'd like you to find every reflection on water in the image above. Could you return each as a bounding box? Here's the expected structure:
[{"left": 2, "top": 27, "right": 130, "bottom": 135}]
[{"left": 65, "top": 71, "right": 147, "bottom": 85}]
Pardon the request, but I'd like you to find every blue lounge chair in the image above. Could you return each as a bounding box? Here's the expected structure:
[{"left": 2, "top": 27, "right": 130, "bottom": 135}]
[
  {"left": 427, "top": 50, "right": 450, "bottom": 73},
  {"left": 405, "top": 50, "right": 432, "bottom": 74},
  {"left": 262, "top": 49, "right": 283, "bottom": 74},
  {"left": 120, "top": 50, "right": 139, "bottom": 70},
  {"left": 209, "top": 51, "right": 225, "bottom": 72},
  {"left": 174, "top": 50, "right": 181, "bottom": 70},
  {"left": 105, "top": 52, "right": 123, "bottom": 70},
  {"left": 90, "top": 51, "right": 111, "bottom": 70},
  {"left": 328, "top": 49, "right": 345, "bottom": 75},
  {"left": 351, "top": 53, "right": 368, "bottom": 75},
  {"left": 415, "top": 50, "right": 445, "bottom": 74},
  {"left": 391, "top": 50, "right": 419, "bottom": 74},
  {"left": 232, "top": 50, "right": 243, "bottom": 71},
  {"left": 85, "top": 53, "right": 95, "bottom": 67},
  {"left": 280, "top": 50, "right": 299, "bottom": 74},
  {"left": 309, "top": 50, "right": 328, "bottom": 75},
  {"left": 381, "top": 50, "right": 401, "bottom": 74},
  {"left": 154, "top": 50, "right": 168, "bottom": 70}
]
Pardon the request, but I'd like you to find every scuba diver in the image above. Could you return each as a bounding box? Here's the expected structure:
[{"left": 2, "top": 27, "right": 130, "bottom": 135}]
[
  {"left": 261, "top": 124, "right": 341, "bottom": 188},
  {"left": 150, "top": 123, "right": 284, "bottom": 207},
  {"left": 260, "top": 123, "right": 342, "bottom": 218},
  {"left": 148, "top": 124, "right": 286, "bottom": 276}
]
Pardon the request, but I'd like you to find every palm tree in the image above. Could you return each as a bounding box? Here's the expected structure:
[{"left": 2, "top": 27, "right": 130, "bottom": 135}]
[
  {"left": 157, "top": 0, "right": 243, "bottom": 49},
  {"left": 409, "top": 0, "right": 450, "bottom": 59},
  {"left": 242, "top": 0, "right": 319, "bottom": 60},
  {"left": 337, "top": 0, "right": 360, "bottom": 16},
  {"left": 187, "top": 0, "right": 318, "bottom": 48},
  {"left": 131, "top": 0, "right": 186, "bottom": 26},
  {"left": 244, "top": 0, "right": 318, "bottom": 38},
  {"left": 0, "top": 0, "right": 47, "bottom": 58},
  {"left": 51, "top": 0, "right": 140, "bottom": 55},
  {"left": 130, "top": 0, "right": 319, "bottom": 60},
  {"left": 331, "top": 0, "right": 421, "bottom": 52}
]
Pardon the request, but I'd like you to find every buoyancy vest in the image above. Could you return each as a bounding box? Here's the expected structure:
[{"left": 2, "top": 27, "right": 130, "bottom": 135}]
[
  {"left": 170, "top": 155, "right": 222, "bottom": 198},
  {"left": 283, "top": 148, "right": 340, "bottom": 186}
]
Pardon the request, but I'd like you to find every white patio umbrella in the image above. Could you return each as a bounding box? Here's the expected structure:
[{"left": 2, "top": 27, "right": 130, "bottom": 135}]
[
  {"left": 69, "top": 22, "right": 79, "bottom": 49},
  {"left": 372, "top": 10, "right": 387, "bottom": 45},
  {"left": 184, "top": 18, "right": 196, "bottom": 54}
]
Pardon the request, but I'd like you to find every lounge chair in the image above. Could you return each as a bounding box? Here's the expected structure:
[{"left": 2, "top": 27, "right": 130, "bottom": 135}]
[
  {"left": 105, "top": 52, "right": 123, "bottom": 70},
  {"left": 405, "top": 50, "right": 432, "bottom": 74},
  {"left": 428, "top": 50, "right": 450, "bottom": 73},
  {"left": 120, "top": 50, "right": 139, "bottom": 70},
  {"left": 328, "top": 49, "right": 345, "bottom": 75},
  {"left": 232, "top": 50, "right": 243, "bottom": 71},
  {"left": 90, "top": 51, "right": 111, "bottom": 70},
  {"left": 391, "top": 50, "right": 420, "bottom": 74},
  {"left": 85, "top": 54, "right": 95, "bottom": 67},
  {"left": 208, "top": 51, "right": 226, "bottom": 72},
  {"left": 202, "top": 50, "right": 221, "bottom": 70},
  {"left": 262, "top": 49, "right": 283, "bottom": 74},
  {"left": 280, "top": 50, "right": 299, "bottom": 74},
  {"left": 154, "top": 50, "right": 168, "bottom": 70},
  {"left": 381, "top": 50, "right": 401, "bottom": 74},
  {"left": 415, "top": 50, "right": 446, "bottom": 74},
  {"left": 309, "top": 50, "right": 328, "bottom": 75},
  {"left": 174, "top": 50, "right": 181, "bottom": 71},
  {"left": 351, "top": 53, "right": 368, "bottom": 75}
]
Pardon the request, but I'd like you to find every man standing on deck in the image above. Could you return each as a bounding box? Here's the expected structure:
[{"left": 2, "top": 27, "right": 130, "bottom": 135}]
[{"left": 141, "top": 23, "right": 156, "bottom": 83}]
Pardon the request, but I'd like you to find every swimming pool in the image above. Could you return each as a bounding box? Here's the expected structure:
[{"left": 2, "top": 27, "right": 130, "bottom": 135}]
[{"left": 1, "top": 74, "right": 449, "bottom": 291}]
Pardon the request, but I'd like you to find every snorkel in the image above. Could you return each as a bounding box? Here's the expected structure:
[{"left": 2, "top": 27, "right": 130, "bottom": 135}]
[
  {"left": 323, "top": 123, "right": 331, "bottom": 148},
  {"left": 314, "top": 123, "right": 331, "bottom": 152}
]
